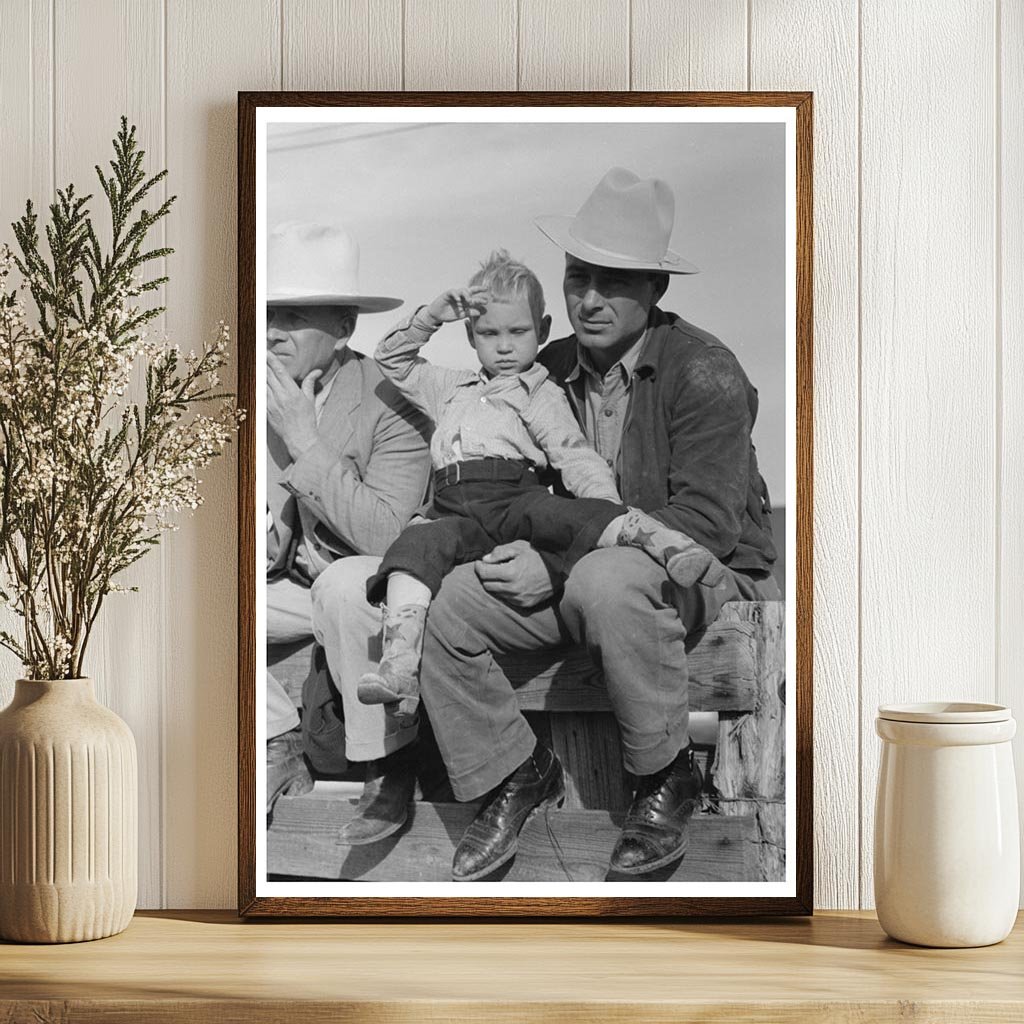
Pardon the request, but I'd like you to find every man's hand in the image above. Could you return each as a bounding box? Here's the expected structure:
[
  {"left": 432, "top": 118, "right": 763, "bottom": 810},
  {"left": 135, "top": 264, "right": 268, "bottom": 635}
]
[
  {"left": 475, "top": 540, "right": 555, "bottom": 610},
  {"left": 267, "top": 352, "right": 321, "bottom": 460}
]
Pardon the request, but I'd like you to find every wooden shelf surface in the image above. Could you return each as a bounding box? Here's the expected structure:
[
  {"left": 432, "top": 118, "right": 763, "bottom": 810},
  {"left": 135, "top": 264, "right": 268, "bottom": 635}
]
[{"left": 2, "top": 910, "right": 1023, "bottom": 1022}]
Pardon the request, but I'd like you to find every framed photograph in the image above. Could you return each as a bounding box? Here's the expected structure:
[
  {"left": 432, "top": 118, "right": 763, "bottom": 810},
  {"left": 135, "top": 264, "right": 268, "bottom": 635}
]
[{"left": 238, "top": 91, "right": 812, "bottom": 917}]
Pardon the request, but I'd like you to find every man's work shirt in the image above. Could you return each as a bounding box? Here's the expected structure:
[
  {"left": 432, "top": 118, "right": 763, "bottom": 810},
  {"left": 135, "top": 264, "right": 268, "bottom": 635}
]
[
  {"left": 568, "top": 332, "right": 646, "bottom": 480},
  {"left": 374, "top": 309, "right": 621, "bottom": 502}
]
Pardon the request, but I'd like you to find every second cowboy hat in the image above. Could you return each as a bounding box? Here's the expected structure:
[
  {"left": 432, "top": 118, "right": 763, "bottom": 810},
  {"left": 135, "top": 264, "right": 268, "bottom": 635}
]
[
  {"left": 267, "top": 221, "right": 403, "bottom": 313},
  {"left": 535, "top": 167, "right": 699, "bottom": 275}
]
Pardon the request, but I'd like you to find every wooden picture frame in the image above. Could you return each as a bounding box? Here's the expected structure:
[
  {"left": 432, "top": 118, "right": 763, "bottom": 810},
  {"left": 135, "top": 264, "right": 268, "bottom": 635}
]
[{"left": 238, "top": 91, "right": 813, "bottom": 917}]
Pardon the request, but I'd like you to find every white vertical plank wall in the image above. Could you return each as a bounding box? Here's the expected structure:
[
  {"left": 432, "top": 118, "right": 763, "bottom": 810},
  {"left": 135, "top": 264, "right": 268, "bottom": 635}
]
[
  {"left": 53, "top": 0, "right": 167, "bottom": 910},
  {"left": 749, "top": 0, "right": 860, "bottom": 910},
  {"left": 283, "top": 0, "right": 402, "bottom": 91},
  {"left": 404, "top": 0, "right": 517, "bottom": 90},
  {"left": 0, "top": 1, "right": 52, "bottom": 697},
  {"left": 1001, "top": 0, "right": 1024, "bottom": 901},
  {"left": 0, "top": 0, "right": 1018, "bottom": 909},
  {"left": 518, "top": 0, "right": 629, "bottom": 91},
  {"left": 162, "top": 0, "right": 280, "bottom": 908},
  {"left": 858, "top": 0, "right": 998, "bottom": 909},
  {"left": 631, "top": 0, "right": 746, "bottom": 92}
]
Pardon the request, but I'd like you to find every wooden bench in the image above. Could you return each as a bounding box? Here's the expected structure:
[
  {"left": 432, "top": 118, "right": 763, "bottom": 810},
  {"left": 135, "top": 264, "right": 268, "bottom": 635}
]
[{"left": 267, "top": 600, "right": 786, "bottom": 883}]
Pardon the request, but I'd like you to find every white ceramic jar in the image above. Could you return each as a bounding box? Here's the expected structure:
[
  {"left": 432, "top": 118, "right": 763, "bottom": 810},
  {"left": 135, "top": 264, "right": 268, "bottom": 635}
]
[{"left": 874, "top": 702, "right": 1019, "bottom": 947}]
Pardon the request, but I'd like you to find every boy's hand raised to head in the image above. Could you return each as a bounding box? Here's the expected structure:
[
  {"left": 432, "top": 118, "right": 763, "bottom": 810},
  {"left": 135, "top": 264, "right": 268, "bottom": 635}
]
[{"left": 425, "top": 286, "right": 489, "bottom": 326}]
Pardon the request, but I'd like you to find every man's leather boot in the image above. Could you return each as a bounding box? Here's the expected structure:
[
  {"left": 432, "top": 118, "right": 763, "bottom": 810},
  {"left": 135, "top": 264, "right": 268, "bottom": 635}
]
[
  {"left": 609, "top": 744, "right": 703, "bottom": 875},
  {"left": 452, "top": 742, "right": 565, "bottom": 882},
  {"left": 267, "top": 726, "right": 314, "bottom": 824},
  {"left": 337, "top": 741, "right": 419, "bottom": 846}
]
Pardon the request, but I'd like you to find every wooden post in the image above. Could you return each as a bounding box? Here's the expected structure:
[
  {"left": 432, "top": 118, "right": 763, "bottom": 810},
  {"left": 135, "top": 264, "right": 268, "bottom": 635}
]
[{"left": 710, "top": 602, "right": 787, "bottom": 881}]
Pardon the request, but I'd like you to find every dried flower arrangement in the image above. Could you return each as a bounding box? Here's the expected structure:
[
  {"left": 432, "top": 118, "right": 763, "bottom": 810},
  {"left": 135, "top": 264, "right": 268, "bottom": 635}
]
[{"left": 0, "top": 118, "right": 241, "bottom": 679}]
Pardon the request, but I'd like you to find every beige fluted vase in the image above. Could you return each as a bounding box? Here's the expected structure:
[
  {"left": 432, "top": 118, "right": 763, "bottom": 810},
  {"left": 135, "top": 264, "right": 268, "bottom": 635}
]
[{"left": 0, "top": 678, "right": 137, "bottom": 943}]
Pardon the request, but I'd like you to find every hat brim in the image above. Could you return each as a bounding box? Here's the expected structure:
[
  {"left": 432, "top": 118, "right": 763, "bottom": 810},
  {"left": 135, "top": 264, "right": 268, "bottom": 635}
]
[
  {"left": 267, "top": 292, "right": 403, "bottom": 313},
  {"left": 534, "top": 216, "right": 699, "bottom": 275}
]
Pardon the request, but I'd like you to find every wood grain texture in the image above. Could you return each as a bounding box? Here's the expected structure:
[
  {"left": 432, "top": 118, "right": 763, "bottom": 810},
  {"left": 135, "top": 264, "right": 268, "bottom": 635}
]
[
  {"left": 1000, "top": 0, "right": 1024, "bottom": 902},
  {"left": 712, "top": 601, "right": 787, "bottom": 881},
  {"left": 404, "top": 0, "right": 517, "bottom": 90},
  {"left": 547, "top": 711, "right": 633, "bottom": 811},
  {"left": 859, "top": 0, "right": 998, "bottom": 909},
  {"left": 0, "top": 0, "right": 53, "bottom": 704},
  {"left": 283, "top": 0, "right": 402, "bottom": 90},
  {"left": 268, "top": 796, "right": 758, "bottom": 881},
  {"left": 519, "top": 0, "right": 629, "bottom": 90},
  {"left": 163, "top": 0, "right": 280, "bottom": 908},
  {"left": 750, "top": 0, "right": 859, "bottom": 909},
  {"left": 630, "top": 0, "right": 746, "bottom": 90},
  {"left": 50, "top": 0, "right": 166, "bottom": 910},
  {"left": 2, "top": 910, "right": 1024, "bottom": 1022}
]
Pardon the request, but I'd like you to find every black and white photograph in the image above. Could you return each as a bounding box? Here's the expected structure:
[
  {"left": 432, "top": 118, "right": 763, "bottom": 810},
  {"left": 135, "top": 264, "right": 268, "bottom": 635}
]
[{"left": 241, "top": 96, "right": 809, "bottom": 915}]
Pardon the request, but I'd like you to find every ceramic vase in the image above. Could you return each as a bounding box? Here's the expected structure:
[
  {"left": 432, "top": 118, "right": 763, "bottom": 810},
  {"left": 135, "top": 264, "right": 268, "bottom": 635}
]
[
  {"left": 874, "top": 702, "right": 1019, "bottom": 948},
  {"left": 0, "top": 678, "right": 137, "bottom": 943}
]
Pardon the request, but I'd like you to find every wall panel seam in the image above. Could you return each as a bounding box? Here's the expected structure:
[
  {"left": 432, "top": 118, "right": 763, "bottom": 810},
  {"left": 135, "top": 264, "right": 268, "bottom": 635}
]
[
  {"left": 49, "top": 0, "right": 55, "bottom": 197},
  {"left": 627, "top": 0, "right": 632, "bottom": 91},
  {"left": 159, "top": 0, "right": 169, "bottom": 910},
  {"left": 29, "top": 0, "right": 34, "bottom": 187},
  {"left": 856, "top": 0, "right": 864, "bottom": 910},
  {"left": 746, "top": 0, "right": 752, "bottom": 90},
  {"left": 994, "top": 0, "right": 1003, "bottom": 706},
  {"left": 515, "top": 0, "right": 521, "bottom": 90}
]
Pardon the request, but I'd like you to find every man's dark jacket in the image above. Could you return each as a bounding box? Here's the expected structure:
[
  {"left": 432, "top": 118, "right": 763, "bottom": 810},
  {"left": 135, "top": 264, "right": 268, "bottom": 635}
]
[{"left": 538, "top": 306, "right": 776, "bottom": 577}]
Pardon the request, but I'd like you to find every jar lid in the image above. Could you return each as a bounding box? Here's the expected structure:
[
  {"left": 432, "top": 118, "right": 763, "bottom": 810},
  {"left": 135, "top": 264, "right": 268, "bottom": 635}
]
[{"left": 877, "top": 701, "right": 1011, "bottom": 724}]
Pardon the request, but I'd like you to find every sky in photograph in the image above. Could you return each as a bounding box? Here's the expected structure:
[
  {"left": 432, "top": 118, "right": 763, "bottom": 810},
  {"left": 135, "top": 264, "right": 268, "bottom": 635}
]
[{"left": 266, "top": 119, "right": 787, "bottom": 501}]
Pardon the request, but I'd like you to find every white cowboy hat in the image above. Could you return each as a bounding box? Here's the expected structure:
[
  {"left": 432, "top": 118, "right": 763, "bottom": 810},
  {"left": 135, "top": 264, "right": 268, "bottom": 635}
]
[
  {"left": 535, "top": 167, "right": 699, "bottom": 275},
  {"left": 267, "top": 221, "right": 403, "bottom": 312}
]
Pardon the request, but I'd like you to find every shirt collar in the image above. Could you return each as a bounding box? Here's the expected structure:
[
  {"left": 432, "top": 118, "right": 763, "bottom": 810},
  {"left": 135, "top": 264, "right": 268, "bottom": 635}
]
[
  {"left": 459, "top": 361, "right": 550, "bottom": 395},
  {"left": 567, "top": 328, "right": 648, "bottom": 385}
]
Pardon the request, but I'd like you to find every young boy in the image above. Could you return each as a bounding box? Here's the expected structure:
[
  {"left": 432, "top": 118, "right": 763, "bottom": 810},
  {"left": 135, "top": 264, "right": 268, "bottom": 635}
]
[{"left": 358, "top": 251, "right": 724, "bottom": 719}]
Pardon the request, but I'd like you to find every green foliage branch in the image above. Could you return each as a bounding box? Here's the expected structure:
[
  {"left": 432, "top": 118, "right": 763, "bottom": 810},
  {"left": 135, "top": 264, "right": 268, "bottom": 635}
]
[{"left": 0, "top": 118, "right": 241, "bottom": 679}]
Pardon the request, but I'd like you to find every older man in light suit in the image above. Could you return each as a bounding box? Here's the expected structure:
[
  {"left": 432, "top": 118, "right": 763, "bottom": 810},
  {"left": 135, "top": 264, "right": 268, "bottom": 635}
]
[{"left": 265, "top": 222, "right": 430, "bottom": 828}]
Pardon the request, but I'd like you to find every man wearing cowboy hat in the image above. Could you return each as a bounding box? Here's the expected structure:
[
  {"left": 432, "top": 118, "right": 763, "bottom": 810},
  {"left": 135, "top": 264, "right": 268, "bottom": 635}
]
[
  {"left": 265, "top": 221, "right": 430, "bottom": 824},
  {"left": 411, "top": 167, "right": 781, "bottom": 879}
]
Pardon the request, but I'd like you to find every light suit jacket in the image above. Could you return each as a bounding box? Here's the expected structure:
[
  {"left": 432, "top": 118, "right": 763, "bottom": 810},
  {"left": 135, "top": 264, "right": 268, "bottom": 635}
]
[{"left": 267, "top": 348, "right": 431, "bottom": 582}]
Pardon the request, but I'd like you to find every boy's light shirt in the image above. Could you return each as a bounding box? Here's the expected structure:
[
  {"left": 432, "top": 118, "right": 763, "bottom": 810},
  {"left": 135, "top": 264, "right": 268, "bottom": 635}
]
[{"left": 376, "top": 309, "right": 621, "bottom": 503}]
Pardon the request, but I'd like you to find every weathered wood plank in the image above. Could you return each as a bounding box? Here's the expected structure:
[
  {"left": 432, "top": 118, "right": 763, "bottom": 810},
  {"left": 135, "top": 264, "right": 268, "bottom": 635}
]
[
  {"left": 271, "top": 601, "right": 779, "bottom": 714},
  {"left": 548, "top": 711, "right": 631, "bottom": 812},
  {"left": 269, "top": 794, "right": 760, "bottom": 882},
  {"left": 712, "top": 601, "right": 785, "bottom": 882}
]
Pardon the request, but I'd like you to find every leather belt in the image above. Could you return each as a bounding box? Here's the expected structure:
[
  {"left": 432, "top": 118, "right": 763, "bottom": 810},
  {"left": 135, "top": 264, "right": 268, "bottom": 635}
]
[{"left": 433, "top": 459, "right": 537, "bottom": 492}]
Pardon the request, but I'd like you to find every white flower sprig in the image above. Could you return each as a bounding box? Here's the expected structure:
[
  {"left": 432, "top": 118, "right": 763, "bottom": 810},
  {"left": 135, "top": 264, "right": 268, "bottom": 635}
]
[{"left": 0, "top": 118, "right": 242, "bottom": 679}]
